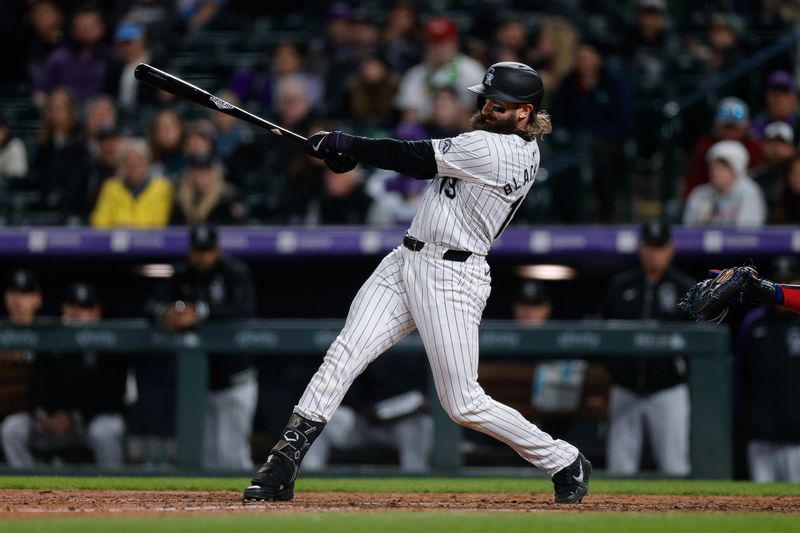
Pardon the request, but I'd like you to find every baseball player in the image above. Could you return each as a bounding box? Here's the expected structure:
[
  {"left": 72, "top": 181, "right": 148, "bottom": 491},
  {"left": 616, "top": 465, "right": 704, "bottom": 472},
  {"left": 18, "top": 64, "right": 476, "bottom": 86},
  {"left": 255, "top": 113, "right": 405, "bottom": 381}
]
[{"left": 244, "top": 62, "right": 591, "bottom": 504}]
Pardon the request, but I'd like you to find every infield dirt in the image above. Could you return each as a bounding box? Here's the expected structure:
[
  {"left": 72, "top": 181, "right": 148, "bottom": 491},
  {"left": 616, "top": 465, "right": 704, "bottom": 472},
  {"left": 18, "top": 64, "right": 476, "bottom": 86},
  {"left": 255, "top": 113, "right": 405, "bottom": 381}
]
[{"left": 1, "top": 490, "right": 799, "bottom": 517}]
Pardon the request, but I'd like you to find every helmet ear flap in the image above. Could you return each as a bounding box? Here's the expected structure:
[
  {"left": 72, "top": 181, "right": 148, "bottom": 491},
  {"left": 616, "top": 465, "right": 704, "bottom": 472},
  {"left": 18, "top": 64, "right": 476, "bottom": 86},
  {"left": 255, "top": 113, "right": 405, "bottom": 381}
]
[{"left": 476, "top": 95, "right": 486, "bottom": 110}]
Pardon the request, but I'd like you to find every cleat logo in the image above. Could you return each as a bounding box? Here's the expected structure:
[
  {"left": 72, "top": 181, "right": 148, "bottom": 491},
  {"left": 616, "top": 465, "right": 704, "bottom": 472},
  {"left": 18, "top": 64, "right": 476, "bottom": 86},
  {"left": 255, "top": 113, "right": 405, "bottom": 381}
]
[{"left": 573, "top": 461, "right": 584, "bottom": 483}]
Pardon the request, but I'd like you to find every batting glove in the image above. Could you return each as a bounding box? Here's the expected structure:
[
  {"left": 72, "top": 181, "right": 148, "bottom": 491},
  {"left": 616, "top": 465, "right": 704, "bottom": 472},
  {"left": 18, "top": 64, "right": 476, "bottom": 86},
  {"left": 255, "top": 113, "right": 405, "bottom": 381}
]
[
  {"left": 305, "top": 130, "right": 353, "bottom": 160},
  {"left": 325, "top": 153, "right": 358, "bottom": 173}
]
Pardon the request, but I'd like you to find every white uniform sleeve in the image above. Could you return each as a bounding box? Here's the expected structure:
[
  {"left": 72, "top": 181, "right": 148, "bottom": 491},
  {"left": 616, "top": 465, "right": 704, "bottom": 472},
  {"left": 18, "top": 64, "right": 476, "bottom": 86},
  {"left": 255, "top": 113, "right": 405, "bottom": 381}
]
[{"left": 431, "top": 130, "right": 496, "bottom": 187}]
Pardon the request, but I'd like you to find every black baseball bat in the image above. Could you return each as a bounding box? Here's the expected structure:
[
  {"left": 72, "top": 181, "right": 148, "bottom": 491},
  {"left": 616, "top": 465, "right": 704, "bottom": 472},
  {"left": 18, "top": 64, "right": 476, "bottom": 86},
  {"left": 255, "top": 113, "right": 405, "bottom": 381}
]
[{"left": 134, "top": 63, "right": 307, "bottom": 144}]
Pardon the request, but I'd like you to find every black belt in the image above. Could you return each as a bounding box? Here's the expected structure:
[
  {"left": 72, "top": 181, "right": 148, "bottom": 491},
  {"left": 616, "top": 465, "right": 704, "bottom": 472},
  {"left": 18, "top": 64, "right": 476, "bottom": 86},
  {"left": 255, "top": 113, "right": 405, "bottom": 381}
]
[{"left": 403, "top": 234, "right": 472, "bottom": 262}]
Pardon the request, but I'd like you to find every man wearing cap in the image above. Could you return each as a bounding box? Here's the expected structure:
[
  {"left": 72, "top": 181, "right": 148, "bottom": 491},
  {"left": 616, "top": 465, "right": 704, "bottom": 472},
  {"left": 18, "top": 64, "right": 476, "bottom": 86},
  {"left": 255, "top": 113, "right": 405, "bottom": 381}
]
[
  {"left": 1, "top": 282, "right": 128, "bottom": 468},
  {"left": 394, "top": 16, "right": 484, "bottom": 122},
  {"left": 684, "top": 97, "right": 764, "bottom": 196},
  {"left": 604, "top": 221, "right": 695, "bottom": 476},
  {"left": 751, "top": 70, "right": 800, "bottom": 141},
  {"left": 0, "top": 270, "right": 43, "bottom": 428},
  {"left": 752, "top": 121, "right": 796, "bottom": 209},
  {"left": 107, "top": 21, "right": 165, "bottom": 113},
  {"left": 683, "top": 139, "right": 767, "bottom": 227},
  {"left": 738, "top": 257, "right": 800, "bottom": 482},
  {"left": 148, "top": 222, "right": 258, "bottom": 470}
]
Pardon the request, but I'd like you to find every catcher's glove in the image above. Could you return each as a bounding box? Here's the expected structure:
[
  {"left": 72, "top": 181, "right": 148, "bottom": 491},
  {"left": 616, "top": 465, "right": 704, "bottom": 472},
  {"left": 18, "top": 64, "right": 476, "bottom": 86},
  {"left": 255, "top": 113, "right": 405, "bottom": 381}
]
[{"left": 677, "top": 266, "right": 757, "bottom": 323}]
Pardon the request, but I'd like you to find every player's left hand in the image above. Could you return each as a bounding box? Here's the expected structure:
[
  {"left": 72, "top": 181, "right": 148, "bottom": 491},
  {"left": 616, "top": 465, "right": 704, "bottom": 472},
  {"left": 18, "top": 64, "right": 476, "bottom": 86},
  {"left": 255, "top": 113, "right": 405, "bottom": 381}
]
[
  {"left": 324, "top": 153, "right": 357, "bottom": 173},
  {"left": 305, "top": 130, "right": 351, "bottom": 160},
  {"left": 677, "top": 266, "right": 759, "bottom": 323}
]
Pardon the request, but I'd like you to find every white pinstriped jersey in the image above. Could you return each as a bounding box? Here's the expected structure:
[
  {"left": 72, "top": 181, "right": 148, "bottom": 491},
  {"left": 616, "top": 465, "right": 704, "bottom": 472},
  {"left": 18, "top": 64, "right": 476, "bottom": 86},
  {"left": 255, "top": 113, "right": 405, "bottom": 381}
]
[{"left": 407, "top": 130, "right": 540, "bottom": 255}]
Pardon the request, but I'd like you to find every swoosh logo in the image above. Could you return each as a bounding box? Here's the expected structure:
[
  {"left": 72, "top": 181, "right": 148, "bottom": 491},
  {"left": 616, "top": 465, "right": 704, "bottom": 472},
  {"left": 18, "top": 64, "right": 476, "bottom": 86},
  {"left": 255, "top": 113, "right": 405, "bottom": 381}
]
[
  {"left": 573, "top": 461, "right": 584, "bottom": 483},
  {"left": 312, "top": 135, "right": 326, "bottom": 152}
]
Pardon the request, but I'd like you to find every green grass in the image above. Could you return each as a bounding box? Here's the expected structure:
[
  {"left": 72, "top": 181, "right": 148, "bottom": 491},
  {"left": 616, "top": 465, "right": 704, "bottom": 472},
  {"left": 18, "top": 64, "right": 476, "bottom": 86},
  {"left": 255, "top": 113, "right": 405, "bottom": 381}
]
[
  {"left": 2, "top": 513, "right": 800, "bottom": 533},
  {"left": 1, "top": 476, "right": 800, "bottom": 496}
]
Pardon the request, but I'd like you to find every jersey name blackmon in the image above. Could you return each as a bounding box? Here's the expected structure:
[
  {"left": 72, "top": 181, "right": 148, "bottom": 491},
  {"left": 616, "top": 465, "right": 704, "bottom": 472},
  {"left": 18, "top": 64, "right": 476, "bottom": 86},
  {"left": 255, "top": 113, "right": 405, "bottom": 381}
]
[{"left": 408, "top": 130, "right": 540, "bottom": 255}]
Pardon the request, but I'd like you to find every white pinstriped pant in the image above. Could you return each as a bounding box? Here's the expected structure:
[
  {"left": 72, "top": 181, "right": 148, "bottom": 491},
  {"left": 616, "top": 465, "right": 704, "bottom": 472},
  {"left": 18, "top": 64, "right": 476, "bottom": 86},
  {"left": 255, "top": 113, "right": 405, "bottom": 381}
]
[{"left": 296, "top": 244, "right": 578, "bottom": 475}]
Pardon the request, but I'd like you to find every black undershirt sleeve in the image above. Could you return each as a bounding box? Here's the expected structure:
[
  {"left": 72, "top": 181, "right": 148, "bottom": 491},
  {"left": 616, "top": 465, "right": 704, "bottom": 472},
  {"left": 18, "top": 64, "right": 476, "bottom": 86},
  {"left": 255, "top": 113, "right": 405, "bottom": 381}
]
[{"left": 348, "top": 137, "right": 438, "bottom": 179}]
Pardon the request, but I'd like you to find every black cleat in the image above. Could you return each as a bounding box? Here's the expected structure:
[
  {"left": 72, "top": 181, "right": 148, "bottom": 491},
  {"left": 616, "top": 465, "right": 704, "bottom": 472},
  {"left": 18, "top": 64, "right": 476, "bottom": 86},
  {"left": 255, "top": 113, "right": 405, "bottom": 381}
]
[
  {"left": 552, "top": 453, "right": 592, "bottom": 504},
  {"left": 243, "top": 453, "right": 295, "bottom": 502}
]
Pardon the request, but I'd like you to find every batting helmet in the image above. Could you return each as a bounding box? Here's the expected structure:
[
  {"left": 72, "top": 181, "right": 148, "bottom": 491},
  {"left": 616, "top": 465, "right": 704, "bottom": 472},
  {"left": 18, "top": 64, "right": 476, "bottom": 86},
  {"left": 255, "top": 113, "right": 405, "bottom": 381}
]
[{"left": 467, "top": 62, "right": 544, "bottom": 110}]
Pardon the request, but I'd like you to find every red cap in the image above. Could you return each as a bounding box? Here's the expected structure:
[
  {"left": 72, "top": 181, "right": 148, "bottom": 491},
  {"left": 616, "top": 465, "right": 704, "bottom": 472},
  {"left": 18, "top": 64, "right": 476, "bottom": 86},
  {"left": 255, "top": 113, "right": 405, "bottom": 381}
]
[{"left": 425, "top": 17, "right": 458, "bottom": 42}]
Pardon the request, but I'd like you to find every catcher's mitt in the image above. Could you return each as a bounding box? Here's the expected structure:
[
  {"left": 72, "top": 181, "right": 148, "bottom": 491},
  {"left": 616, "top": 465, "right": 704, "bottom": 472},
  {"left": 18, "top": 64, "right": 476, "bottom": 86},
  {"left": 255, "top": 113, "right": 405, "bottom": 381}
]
[{"left": 677, "top": 266, "right": 757, "bottom": 323}]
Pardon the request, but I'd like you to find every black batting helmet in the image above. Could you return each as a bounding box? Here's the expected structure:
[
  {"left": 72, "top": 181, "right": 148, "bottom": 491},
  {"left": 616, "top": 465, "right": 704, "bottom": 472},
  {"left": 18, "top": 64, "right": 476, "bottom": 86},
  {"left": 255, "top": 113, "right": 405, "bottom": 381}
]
[{"left": 467, "top": 62, "right": 544, "bottom": 110}]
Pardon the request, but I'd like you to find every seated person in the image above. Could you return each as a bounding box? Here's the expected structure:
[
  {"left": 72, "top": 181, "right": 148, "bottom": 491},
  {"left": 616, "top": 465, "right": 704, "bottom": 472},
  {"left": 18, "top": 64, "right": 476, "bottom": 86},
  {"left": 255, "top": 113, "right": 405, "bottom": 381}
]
[
  {"left": 303, "top": 352, "right": 432, "bottom": 473},
  {"left": 1, "top": 283, "right": 128, "bottom": 468}
]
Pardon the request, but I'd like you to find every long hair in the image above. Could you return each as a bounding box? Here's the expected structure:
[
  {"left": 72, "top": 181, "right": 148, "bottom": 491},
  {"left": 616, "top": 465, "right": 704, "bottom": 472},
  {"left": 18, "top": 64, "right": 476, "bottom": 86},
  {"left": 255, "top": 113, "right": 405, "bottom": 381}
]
[{"left": 520, "top": 110, "right": 553, "bottom": 140}]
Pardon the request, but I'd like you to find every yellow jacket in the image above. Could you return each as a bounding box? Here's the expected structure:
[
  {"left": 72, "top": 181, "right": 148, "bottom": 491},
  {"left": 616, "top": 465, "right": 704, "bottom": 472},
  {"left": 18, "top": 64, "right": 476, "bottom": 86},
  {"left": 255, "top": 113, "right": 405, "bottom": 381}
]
[{"left": 90, "top": 176, "right": 174, "bottom": 228}]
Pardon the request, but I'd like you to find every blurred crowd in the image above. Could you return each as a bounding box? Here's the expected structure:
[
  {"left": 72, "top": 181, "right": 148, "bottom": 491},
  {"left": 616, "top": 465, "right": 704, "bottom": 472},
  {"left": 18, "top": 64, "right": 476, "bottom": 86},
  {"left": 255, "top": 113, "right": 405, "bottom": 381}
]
[{"left": 0, "top": 0, "right": 799, "bottom": 227}]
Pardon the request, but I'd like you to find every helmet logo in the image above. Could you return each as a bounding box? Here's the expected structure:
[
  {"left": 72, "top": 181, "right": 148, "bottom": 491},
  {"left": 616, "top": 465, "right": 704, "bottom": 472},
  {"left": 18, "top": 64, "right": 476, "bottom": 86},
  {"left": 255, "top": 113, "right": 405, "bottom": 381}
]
[{"left": 485, "top": 68, "right": 494, "bottom": 86}]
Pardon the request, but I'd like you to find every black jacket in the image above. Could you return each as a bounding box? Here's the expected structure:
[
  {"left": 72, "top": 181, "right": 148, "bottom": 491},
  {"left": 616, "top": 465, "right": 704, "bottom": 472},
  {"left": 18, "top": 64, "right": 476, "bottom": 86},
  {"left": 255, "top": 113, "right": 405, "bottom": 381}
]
[
  {"left": 605, "top": 265, "right": 695, "bottom": 394},
  {"left": 150, "top": 254, "right": 256, "bottom": 390},
  {"left": 739, "top": 307, "right": 800, "bottom": 442},
  {"left": 29, "top": 350, "right": 128, "bottom": 420}
]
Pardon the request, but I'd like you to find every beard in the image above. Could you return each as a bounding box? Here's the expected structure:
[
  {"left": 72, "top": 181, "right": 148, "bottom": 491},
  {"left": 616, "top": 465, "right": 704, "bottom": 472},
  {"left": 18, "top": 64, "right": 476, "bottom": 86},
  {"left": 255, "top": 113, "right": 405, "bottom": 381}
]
[{"left": 469, "top": 110, "right": 519, "bottom": 134}]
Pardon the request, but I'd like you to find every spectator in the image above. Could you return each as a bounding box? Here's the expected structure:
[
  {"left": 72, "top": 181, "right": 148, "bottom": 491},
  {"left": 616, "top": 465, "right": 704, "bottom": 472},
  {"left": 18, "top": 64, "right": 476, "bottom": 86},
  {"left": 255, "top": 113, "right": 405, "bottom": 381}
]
[
  {"left": 148, "top": 223, "right": 258, "bottom": 470},
  {"left": 527, "top": 16, "right": 578, "bottom": 109},
  {"left": 90, "top": 138, "right": 173, "bottom": 228},
  {"left": 230, "top": 41, "right": 324, "bottom": 113},
  {"left": 11, "top": 0, "right": 66, "bottom": 84},
  {"left": 209, "top": 90, "right": 259, "bottom": 189},
  {"left": 183, "top": 119, "right": 217, "bottom": 165},
  {"left": 550, "top": 37, "right": 633, "bottom": 222},
  {"left": 148, "top": 109, "right": 186, "bottom": 182},
  {"left": 114, "top": 0, "right": 178, "bottom": 57},
  {"left": 365, "top": 122, "right": 429, "bottom": 225},
  {"left": 307, "top": 2, "right": 357, "bottom": 106},
  {"left": 32, "top": 4, "right": 113, "bottom": 107},
  {"left": 0, "top": 117, "right": 29, "bottom": 180},
  {"left": 32, "top": 87, "right": 92, "bottom": 221},
  {"left": 171, "top": 154, "right": 243, "bottom": 225},
  {"left": 752, "top": 121, "right": 796, "bottom": 210},
  {"left": 381, "top": 0, "right": 422, "bottom": 74},
  {"left": 619, "top": 0, "right": 683, "bottom": 217},
  {"left": 0, "top": 270, "right": 42, "bottom": 424},
  {"left": 605, "top": 221, "right": 694, "bottom": 476},
  {"left": 1, "top": 282, "right": 128, "bottom": 468},
  {"left": 347, "top": 54, "right": 400, "bottom": 131},
  {"left": 738, "top": 257, "right": 800, "bottom": 482},
  {"left": 687, "top": 12, "right": 748, "bottom": 100},
  {"left": 303, "top": 351, "right": 433, "bottom": 473},
  {"left": 771, "top": 155, "right": 800, "bottom": 224},
  {"left": 750, "top": 70, "right": 800, "bottom": 140},
  {"left": 424, "top": 86, "right": 469, "bottom": 138},
  {"left": 683, "top": 140, "right": 767, "bottom": 227},
  {"left": 86, "top": 125, "right": 126, "bottom": 214},
  {"left": 394, "top": 16, "right": 485, "bottom": 122},
  {"left": 178, "top": 0, "right": 227, "bottom": 34},
  {"left": 82, "top": 95, "right": 118, "bottom": 160},
  {"left": 683, "top": 97, "right": 764, "bottom": 196},
  {"left": 489, "top": 17, "right": 529, "bottom": 64},
  {"left": 106, "top": 22, "right": 165, "bottom": 115},
  {"left": 305, "top": 165, "right": 379, "bottom": 225}
]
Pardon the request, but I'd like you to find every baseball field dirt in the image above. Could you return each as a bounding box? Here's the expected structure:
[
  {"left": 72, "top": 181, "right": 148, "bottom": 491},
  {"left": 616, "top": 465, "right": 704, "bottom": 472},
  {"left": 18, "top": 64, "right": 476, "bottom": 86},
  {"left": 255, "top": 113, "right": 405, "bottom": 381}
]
[{"left": 1, "top": 489, "right": 799, "bottom": 517}]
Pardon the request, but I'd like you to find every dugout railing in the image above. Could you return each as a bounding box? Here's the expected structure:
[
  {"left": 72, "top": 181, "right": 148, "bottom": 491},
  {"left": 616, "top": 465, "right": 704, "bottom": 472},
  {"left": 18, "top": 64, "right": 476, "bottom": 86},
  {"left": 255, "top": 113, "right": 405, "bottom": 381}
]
[{"left": 0, "top": 319, "right": 730, "bottom": 479}]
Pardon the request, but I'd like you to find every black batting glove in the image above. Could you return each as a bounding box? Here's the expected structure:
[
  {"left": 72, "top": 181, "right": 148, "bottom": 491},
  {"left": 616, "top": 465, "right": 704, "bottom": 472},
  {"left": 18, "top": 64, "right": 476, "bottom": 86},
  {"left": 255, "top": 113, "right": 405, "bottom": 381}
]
[
  {"left": 325, "top": 153, "right": 358, "bottom": 173},
  {"left": 305, "top": 130, "right": 353, "bottom": 160}
]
